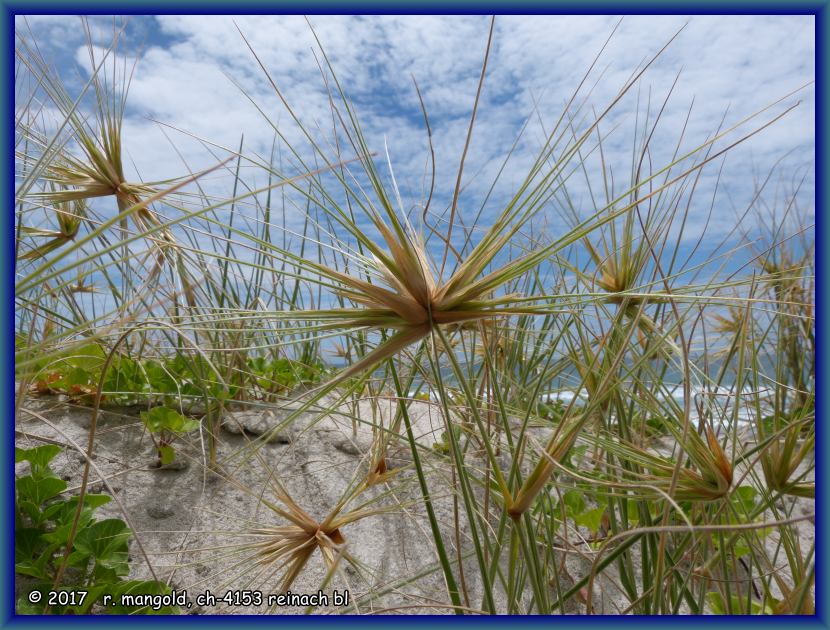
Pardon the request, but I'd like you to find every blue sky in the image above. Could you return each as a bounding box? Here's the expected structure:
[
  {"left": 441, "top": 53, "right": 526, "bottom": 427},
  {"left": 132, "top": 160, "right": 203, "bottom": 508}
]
[{"left": 16, "top": 14, "right": 816, "bottom": 279}]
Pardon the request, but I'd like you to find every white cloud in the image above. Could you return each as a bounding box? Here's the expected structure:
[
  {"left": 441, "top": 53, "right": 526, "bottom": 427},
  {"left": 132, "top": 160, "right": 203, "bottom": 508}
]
[{"left": 18, "top": 14, "right": 815, "bottom": 257}]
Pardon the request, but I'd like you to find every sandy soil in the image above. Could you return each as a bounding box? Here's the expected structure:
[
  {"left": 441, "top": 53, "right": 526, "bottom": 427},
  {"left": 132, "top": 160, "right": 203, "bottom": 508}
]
[{"left": 14, "top": 392, "right": 814, "bottom": 615}]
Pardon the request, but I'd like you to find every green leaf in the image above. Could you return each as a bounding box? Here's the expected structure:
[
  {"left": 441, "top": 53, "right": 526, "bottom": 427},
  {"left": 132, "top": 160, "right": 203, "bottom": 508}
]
[
  {"left": 56, "top": 365, "right": 94, "bottom": 388},
  {"left": 42, "top": 494, "right": 111, "bottom": 529},
  {"left": 248, "top": 356, "right": 267, "bottom": 374},
  {"left": 17, "top": 475, "right": 67, "bottom": 507},
  {"left": 646, "top": 415, "right": 671, "bottom": 436},
  {"left": 208, "top": 381, "right": 230, "bottom": 401},
  {"left": 17, "top": 499, "right": 44, "bottom": 526},
  {"left": 707, "top": 592, "right": 727, "bottom": 614},
  {"left": 15, "top": 562, "right": 44, "bottom": 580},
  {"left": 74, "top": 518, "right": 131, "bottom": 576},
  {"left": 731, "top": 485, "right": 758, "bottom": 514},
  {"left": 104, "top": 356, "right": 147, "bottom": 398},
  {"left": 574, "top": 506, "right": 606, "bottom": 534},
  {"left": 565, "top": 444, "right": 588, "bottom": 467},
  {"left": 63, "top": 342, "right": 106, "bottom": 371},
  {"left": 140, "top": 406, "right": 199, "bottom": 435},
  {"left": 18, "top": 542, "right": 63, "bottom": 579},
  {"left": 143, "top": 360, "right": 178, "bottom": 394},
  {"left": 15, "top": 527, "right": 45, "bottom": 566},
  {"left": 562, "top": 489, "right": 585, "bottom": 516},
  {"left": 16, "top": 445, "right": 62, "bottom": 470},
  {"left": 45, "top": 520, "right": 88, "bottom": 548},
  {"left": 707, "top": 591, "right": 773, "bottom": 615},
  {"left": 733, "top": 538, "right": 751, "bottom": 559},
  {"left": 15, "top": 561, "right": 48, "bottom": 580}
]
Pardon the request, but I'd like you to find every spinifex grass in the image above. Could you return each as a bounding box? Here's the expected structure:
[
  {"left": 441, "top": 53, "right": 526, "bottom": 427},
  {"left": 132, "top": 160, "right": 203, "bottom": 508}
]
[{"left": 14, "top": 15, "right": 814, "bottom": 617}]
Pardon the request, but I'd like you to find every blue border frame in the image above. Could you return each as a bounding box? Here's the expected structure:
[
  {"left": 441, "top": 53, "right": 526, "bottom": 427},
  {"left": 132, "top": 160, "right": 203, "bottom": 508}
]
[
  {"left": 0, "top": 1, "right": 827, "bottom": 12},
  {"left": 816, "top": 1, "right": 826, "bottom": 627},
  {"left": 3, "top": 2, "right": 826, "bottom": 627}
]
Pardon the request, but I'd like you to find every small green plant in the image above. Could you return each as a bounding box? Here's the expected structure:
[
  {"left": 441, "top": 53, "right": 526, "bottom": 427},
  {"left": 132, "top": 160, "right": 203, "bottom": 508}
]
[
  {"left": 247, "top": 356, "right": 325, "bottom": 398},
  {"left": 29, "top": 343, "right": 106, "bottom": 403},
  {"left": 432, "top": 425, "right": 462, "bottom": 455},
  {"left": 559, "top": 489, "right": 608, "bottom": 538},
  {"left": 643, "top": 414, "right": 672, "bottom": 437},
  {"left": 139, "top": 406, "right": 200, "bottom": 467},
  {"left": 23, "top": 342, "right": 236, "bottom": 409},
  {"left": 15, "top": 445, "right": 176, "bottom": 614}
]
